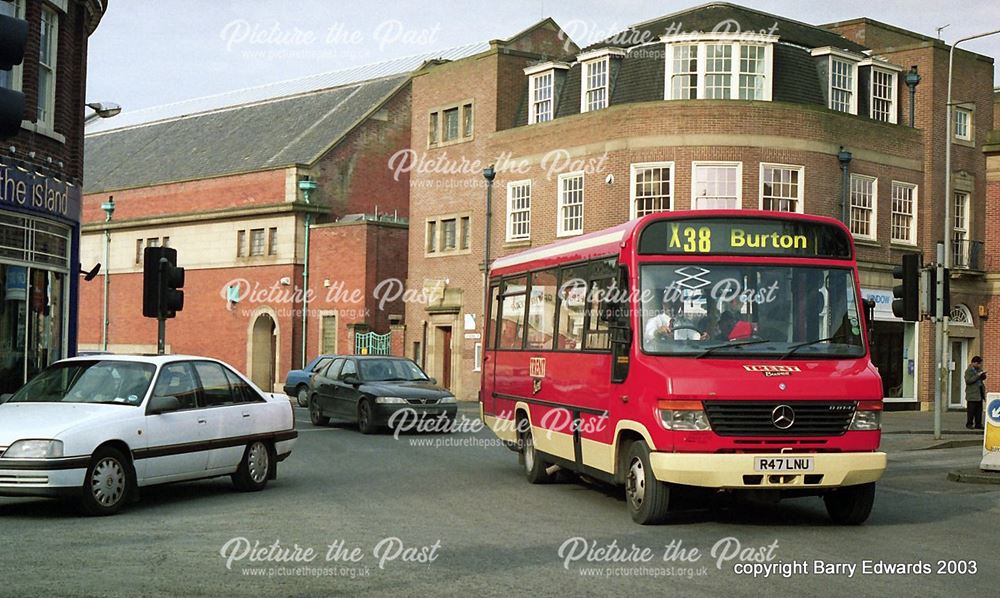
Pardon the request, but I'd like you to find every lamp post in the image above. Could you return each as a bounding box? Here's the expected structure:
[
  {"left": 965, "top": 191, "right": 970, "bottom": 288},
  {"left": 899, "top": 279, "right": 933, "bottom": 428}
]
[
  {"left": 100, "top": 196, "right": 115, "bottom": 351},
  {"left": 84, "top": 102, "right": 121, "bottom": 126},
  {"left": 298, "top": 176, "right": 318, "bottom": 369},
  {"left": 837, "top": 147, "right": 852, "bottom": 225},
  {"left": 482, "top": 165, "right": 496, "bottom": 318},
  {"left": 904, "top": 66, "right": 921, "bottom": 128},
  {"left": 934, "top": 28, "right": 1000, "bottom": 438}
]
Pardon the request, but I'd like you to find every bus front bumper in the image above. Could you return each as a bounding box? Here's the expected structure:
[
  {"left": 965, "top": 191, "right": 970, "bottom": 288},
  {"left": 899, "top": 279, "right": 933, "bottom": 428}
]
[{"left": 649, "top": 451, "right": 886, "bottom": 489}]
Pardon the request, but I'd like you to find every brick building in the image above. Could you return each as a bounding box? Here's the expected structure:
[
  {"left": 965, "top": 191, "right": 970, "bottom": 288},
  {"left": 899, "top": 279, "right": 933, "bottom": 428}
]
[
  {"left": 79, "top": 64, "right": 418, "bottom": 392},
  {"left": 0, "top": 0, "right": 107, "bottom": 394},
  {"left": 404, "top": 3, "right": 995, "bottom": 408}
]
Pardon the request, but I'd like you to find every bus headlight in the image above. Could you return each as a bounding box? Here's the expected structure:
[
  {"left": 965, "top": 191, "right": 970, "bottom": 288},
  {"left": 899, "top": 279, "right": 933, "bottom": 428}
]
[
  {"left": 657, "top": 400, "right": 711, "bottom": 431},
  {"left": 849, "top": 401, "right": 882, "bottom": 431}
]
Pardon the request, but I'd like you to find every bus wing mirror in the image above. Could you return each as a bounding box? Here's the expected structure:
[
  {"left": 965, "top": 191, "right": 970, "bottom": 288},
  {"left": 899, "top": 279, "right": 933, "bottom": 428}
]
[{"left": 863, "top": 298, "right": 876, "bottom": 342}]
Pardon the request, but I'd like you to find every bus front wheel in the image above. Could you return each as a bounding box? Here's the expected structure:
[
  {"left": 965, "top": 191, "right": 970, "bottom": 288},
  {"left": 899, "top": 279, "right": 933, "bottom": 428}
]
[
  {"left": 625, "top": 441, "right": 671, "bottom": 525},
  {"left": 823, "top": 482, "right": 876, "bottom": 525},
  {"left": 520, "top": 424, "right": 552, "bottom": 484}
]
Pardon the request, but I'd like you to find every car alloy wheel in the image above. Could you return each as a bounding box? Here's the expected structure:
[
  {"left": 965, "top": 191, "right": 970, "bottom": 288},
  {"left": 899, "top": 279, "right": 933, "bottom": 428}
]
[
  {"left": 90, "top": 456, "right": 126, "bottom": 508},
  {"left": 247, "top": 441, "right": 269, "bottom": 485}
]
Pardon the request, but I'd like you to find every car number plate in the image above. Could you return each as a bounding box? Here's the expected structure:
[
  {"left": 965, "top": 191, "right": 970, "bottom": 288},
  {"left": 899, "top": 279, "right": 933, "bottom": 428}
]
[{"left": 754, "top": 457, "right": 814, "bottom": 472}]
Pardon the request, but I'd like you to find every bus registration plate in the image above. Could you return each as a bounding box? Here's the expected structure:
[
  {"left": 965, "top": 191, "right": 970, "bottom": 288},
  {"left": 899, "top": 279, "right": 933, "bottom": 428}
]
[{"left": 754, "top": 457, "right": 814, "bottom": 472}]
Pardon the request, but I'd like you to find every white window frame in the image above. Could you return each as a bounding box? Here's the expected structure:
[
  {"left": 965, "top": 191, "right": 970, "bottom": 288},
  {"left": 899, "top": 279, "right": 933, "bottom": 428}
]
[
  {"left": 37, "top": 5, "right": 59, "bottom": 130},
  {"left": 663, "top": 34, "right": 776, "bottom": 102},
  {"left": 953, "top": 106, "right": 973, "bottom": 141},
  {"left": 812, "top": 48, "right": 863, "bottom": 116},
  {"left": 629, "top": 162, "right": 674, "bottom": 219},
  {"left": 848, "top": 174, "right": 878, "bottom": 241},
  {"left": 691, "top": 161, "right": 742, "bottom": 210},
  {"left": 557, "top": 171, "right": 585, "bottom": 237},
  {"left": 529, "top": 71, "right": 554, "bottom": 124},
  {"left": 863, "top": 61, "right": 901, "bottom": 124},
  {"left": 890, "top": 181, "right": 918, "bottom": 245},
  {"left": 952, "top": 190, "right": 970, "bottom": 267},
  {"left": 524, "top": 62, "right": 569, "bottom": 125},
  {"left": 758, "top": 163, "right": 804, "bottom": 213},
  {"left": 581, "top": 57, "right": 609, "bottom": 113},
  {"left": 506, "top": 180, "right": 532, "bottom": 242}
]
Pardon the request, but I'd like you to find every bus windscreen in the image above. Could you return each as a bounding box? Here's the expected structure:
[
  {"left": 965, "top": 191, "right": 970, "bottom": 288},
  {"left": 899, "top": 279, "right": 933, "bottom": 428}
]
[{"left": 638, "top": 218, "right": 852, "bottom": 259}]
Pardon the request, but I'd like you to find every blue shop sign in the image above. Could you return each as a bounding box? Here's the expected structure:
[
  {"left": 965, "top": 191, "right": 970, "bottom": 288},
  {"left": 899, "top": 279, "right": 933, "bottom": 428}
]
[{"left": 0, "top": 160, "right": 81, "bottom": 222}]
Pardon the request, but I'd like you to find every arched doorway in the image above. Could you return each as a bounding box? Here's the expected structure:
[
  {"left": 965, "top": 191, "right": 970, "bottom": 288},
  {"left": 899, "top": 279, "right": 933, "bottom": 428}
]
[{"left": 250, "top": 313, "right": 277, "bottom": 391}]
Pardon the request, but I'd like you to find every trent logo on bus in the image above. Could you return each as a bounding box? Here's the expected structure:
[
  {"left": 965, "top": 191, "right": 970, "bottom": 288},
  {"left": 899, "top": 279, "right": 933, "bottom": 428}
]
[{"left": 744, "top": 365, "right": 801, "bottom": 377}]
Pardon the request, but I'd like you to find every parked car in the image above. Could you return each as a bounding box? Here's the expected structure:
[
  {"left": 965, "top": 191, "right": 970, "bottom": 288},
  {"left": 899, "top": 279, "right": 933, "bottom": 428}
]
[
  {"left": 0, "top": 355, "right": 297, "bottom": 516},
  {"left": 308, "top": 356, "right": 457, "bottom": 434},
  {"left": 283, "top": 355, "right": 338, "bottom": 407}
]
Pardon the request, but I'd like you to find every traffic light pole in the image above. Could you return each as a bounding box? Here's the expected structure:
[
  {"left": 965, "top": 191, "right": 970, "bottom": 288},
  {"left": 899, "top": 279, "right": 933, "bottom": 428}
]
[
  {"left": 157, "top": 257, "right": 166, "bottom": 355},
  {"left": 933, "top": 242, "right": 944, "bottom": 440}
]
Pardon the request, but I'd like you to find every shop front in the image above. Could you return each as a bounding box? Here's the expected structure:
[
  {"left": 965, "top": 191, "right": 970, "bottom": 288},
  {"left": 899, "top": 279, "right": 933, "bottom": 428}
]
[
  {"left": 862, "top": 288, "right": 919, "bottom": 406},
  {"left": 0, "top": 161, "right": 80, "bottom": 394}
]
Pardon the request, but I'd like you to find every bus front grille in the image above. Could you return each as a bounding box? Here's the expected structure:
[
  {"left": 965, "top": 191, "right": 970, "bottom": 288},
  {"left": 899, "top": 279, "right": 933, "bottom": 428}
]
[{"left": 703, "top": 401, "right": 856, "bottom": 437}]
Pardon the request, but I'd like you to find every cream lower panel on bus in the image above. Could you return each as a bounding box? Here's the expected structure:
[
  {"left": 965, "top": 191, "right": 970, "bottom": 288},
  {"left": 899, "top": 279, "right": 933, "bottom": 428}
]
[
  {"left": 579, "top": 438, "right": 615, "bottom": 474},
  {"left": 484, "top": 414, "right": 518, "bottom": 444},
  {"left": 648, "top": 452, "right": 887, "bottom": 489},
  {"left": 531, "top": 425, "right": 575, "bottom": 462}
]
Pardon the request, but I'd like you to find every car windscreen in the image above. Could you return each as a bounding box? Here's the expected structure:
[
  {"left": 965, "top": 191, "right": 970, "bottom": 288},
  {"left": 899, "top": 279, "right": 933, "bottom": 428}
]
[
  {"left": 358, "top": 359, "right": 429, "bottom": 382},
  {"left": 7, "top": 360, "right": 156, "bottom": 405}
]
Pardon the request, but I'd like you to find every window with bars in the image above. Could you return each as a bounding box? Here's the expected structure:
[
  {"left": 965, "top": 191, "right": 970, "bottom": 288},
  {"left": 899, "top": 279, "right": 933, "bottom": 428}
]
[
  {"left": 830, "top": 58, "right": 855, "bottom": 114},
  {"left": 890, "top": 182, "right": 916, "bottom": 244},
  {"left": 631, "top": 163, "right": 673, "bottom": 218},
  {"left": 954, "top": 108, "right": 972, "bottom": 141},
  {"left": 739, "top": 45, "right": 766, "bottom": 100},
  {"left": 558, "top": 173, "right": 584, "bottom": 237},
  {"left": 530, "top": 71, "right": 554, "bottom": 123},
  {"left": 692, "top": 163, "right": 740, "bottom": 209},
  {"left": 37, "top": 6, "right": 57, "bottom": 128},
  {"left": 507, "top": 181, "right": 531, "bottom": 241},
  {"left": 583, "top": 59, "right": 608, "bottom": 112},
  {"left": 249, "top": 229, "right": 265, "bottom": 256},
  {"left": 849, "top": 175, "right": 876, "bottom": 239},
  {"left": 704, "top": 44, "right": 732, "bottom": 99},
  {"left": 670, "top": 44, "right": 698, "bottom": 99},
  {"left": 871, "top": 69, "right": 896, "bottom": 123},
  {"left": 761, "top": 165, "right": 802, "bottom": 212}
]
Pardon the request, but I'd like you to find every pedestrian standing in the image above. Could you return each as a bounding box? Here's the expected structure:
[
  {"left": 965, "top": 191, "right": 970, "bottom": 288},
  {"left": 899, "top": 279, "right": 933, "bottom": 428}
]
[{"left": 964, "top": 356, "right": 986, "bottom": 430}]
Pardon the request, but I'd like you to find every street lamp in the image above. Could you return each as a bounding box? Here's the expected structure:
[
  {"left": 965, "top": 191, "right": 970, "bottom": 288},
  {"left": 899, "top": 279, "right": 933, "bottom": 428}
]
[
  {"left": 100, "top": 196, "right": 115, "bottom": 351},
  {"left": 482, "top": 165, "right": 496, "bottom": 318},
  {"left": 904, "top": 66, "right": 921, "bottom": 128},
  {"left": 935, "top": 28, "right": 1000, "bottom": 439},
  {"left": 298, "top": 176, "right": 318, "bottom": 369},
  {"left": 84, "top": 102, "right": 121, "bottom": 126},
  {"left": 837, "top": 148, "right": 852, "bottom": 225}
]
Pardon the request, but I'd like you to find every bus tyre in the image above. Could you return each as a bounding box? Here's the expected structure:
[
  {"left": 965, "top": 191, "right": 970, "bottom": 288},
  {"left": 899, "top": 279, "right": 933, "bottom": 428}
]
[
  {"left": 824, "top": 482, "right": 876, "bottom": 525},
  {"left": 520, "top": 425, "right": 552, "bottom": 484},
  {"left": 625, "top": 441, "right": 671, "bottom": 525}
]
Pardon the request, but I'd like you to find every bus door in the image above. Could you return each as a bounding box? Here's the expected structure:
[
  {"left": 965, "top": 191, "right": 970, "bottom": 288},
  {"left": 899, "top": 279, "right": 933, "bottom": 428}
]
[{"left": 482, "top": 282, "right": 500, "bottom": 415}]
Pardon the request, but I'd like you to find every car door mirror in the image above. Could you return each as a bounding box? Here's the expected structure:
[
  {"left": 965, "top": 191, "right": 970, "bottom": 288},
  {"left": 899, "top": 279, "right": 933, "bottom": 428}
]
[
  {"left": 0, "top": 393, "right": 12, "bottom": 404},
  {"left": 427, "top": 377, "right": 437, "bottom": 385},
  {"left": 342, "top": 374, "right": 360, "bottom": 386},
  {"left": 147, "top": 395, "right": 183, "bottom": 415}
]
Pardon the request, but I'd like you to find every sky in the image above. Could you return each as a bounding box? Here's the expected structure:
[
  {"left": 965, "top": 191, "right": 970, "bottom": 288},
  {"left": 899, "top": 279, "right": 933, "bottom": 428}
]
[{"left": 85, "top": 0, "right": 1000, "bottom": 114}]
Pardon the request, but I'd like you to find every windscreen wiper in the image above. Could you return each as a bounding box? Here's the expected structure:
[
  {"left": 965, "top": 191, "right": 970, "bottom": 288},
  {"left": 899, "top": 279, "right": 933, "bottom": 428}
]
[
  {"left": 695, "top": 339, "right": 770, "bottom": 358},
  {"left": 780, "top": 336, "right": 840, "bottom": 359}
]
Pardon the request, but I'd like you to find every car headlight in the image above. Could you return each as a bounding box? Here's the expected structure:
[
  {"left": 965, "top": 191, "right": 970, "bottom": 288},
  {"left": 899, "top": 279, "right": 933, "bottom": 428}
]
[
  {"left": 3, "top": 439, "right": 64, "bottom": 459},
  {"left": 439, "top": 395, "right": 457, "bottom": 404},
  {"left": 850, "top": 401, "right": 882, "bottom": 431},
  {"left": 375, "top": 396, "right": 407, "bottom": 404}
]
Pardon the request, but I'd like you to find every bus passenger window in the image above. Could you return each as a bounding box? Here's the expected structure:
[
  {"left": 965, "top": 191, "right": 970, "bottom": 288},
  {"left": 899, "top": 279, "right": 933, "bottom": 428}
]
[
  {"left": 499, "top": 278, "right": 527, "bottom": 350},
  {"left": 526, "top": 270, "right": 557, "bottom": 350}
]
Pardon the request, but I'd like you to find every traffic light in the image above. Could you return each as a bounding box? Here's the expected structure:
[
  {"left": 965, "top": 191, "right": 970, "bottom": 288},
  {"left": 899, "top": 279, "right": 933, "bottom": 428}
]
[
  {"left": 892, "top": 253, "right": 920, "bottom": 321},
  {"left": 927, "top": 267, "right": 951, "bottom": 317},
  {"left": 142, "top": 247, "right": 185, "bottom": 319},
  {"left": 0, "top": 8, "right": 27, "bottom": 138}
]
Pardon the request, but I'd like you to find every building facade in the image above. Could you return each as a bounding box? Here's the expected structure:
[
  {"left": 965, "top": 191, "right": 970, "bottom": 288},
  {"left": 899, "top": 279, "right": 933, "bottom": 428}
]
[
  {"left": 405, "top": 3, "right": 994, "bottom": 408},
  {"left": 0, "top": 0, "right": 106, "bottom": 394}
]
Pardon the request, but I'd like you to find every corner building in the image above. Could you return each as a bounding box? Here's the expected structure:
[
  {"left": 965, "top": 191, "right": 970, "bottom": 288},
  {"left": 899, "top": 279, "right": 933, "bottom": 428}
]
[{"left": 405, "top": 3, "right": 994, "bottom": 408}]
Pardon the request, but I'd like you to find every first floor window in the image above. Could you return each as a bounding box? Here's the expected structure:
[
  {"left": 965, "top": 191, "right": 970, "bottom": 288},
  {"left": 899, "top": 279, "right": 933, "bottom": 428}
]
[
  {"left": 268, "top": 227, "right": 278, "bottom": 255},
  {"left": 631, "top": 163, "right": 672, "bottom": 218},
  {"left": 426, "top": 221, "right": 437, "bottom": 253},
  {"left": 462, "top": 103, "right": 473, "bottom": 138},
  {"left": 692, "top": 162, "right": 740, "bottom": 210},
  {"left": 428, "top": 112, "right": 438, "bottom": 145},
  {"left": 953, "top": 191, "right": 970, "bottom": 267},
  {"left": 849, "top": 175, "right": 877, "bottom": 239},
  {"left": 249, "top": 229, "right": 265, "bottom": 256},
  {"left": 507, "top": 181, "right": 531, "bottom": 241},
  {"left": 761, "top": 164, "right": 802, "bottom": 212},
  {"left": 443, "top": 108, "right": 459, "bottom": 141},
  {"left": 441, "top": 219, "right": 457, "bottom": 251},
  {"left": 37, "top": 6, "right": 57, "bottom": 127},
  {"left": 954, "top": 107, "right": 972, "bottom": 141},
  {"left": 460, "top": 216, "right": 470, "bottom": 250},
  {"left": 558, "top": 173, "right": 584, "bottom": 236},
  {"left": 237, "top": 230, "right": 246, "bottom": 257},
  {"left": 890, "top": 182, "right": 917, "bottom": 244}
]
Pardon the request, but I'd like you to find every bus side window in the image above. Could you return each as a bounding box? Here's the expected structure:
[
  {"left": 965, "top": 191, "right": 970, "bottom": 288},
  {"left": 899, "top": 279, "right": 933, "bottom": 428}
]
[
  {"left": 610, "top": 265, "right": 632, "bottom": 384},
  {"left": 499, "top": 277, "right": 528, "bottom": 350},
  {"left": 526, "top": 269, "right": 558, "bottom": 350}
]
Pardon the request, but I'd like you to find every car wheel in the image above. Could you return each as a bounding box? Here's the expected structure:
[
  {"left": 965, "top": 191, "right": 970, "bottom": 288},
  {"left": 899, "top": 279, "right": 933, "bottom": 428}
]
[
  {"left": 358, "top": 398, "right": 378, "bottom": 434},
  {"left": 232, "top": 441, "right": 272, "bottom": 492},
  {"left": 296, "top": 386, "right": 309, "bottom": 407},
  {"left": 624, "top": 441, "right": 671, "bottom": 525},
  {"left": 309, "top": 395, "right": 329, "bottom": 426},
  {"left": 520, "top": 423, "right": 552, "bottom": 484},
  {"left": 79, "top": 446, "right": 134, "bottom": 516},
  {"left": 824, "top": 482, "right": 876, "bottom": 525}
]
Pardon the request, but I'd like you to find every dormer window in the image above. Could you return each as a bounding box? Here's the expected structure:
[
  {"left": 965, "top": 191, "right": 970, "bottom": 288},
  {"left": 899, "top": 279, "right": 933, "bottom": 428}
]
[
  {"left": 664, "top": 34, "right": 776, "bottom": 101},
  {"left": 524, "top": 62, "right": 569, "bottom": 124},
  {"left": 861, "top": 59, "right": 902, "bottom": 124},
  {"left": 811, "top": 47, "right": 863, "bottom": 115},
  {"left": 577, "top": 48, "right": 624, "bottom": 113}
]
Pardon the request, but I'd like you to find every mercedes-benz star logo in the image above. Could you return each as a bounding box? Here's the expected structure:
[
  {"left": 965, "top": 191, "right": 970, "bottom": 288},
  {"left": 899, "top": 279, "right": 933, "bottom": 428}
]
[{"left": 771, "top": 405, "right": 795, "bottom": 430}]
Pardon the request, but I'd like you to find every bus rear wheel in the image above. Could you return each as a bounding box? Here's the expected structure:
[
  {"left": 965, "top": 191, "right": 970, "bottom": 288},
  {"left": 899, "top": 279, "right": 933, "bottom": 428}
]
[
  {"left": 624, "top": 441, "right": 671, "bottom": 525},
  {"left": 520, "top": 424, "right": 552, "bottom": 484},
  {"left": 823, "top": 482, "right": 876, "bottom": 525}
]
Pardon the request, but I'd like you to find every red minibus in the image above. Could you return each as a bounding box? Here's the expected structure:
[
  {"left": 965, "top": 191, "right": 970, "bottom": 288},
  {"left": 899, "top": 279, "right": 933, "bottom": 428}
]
[{"left": 481, "top": 211, "right": 885, "bottom": 525}]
